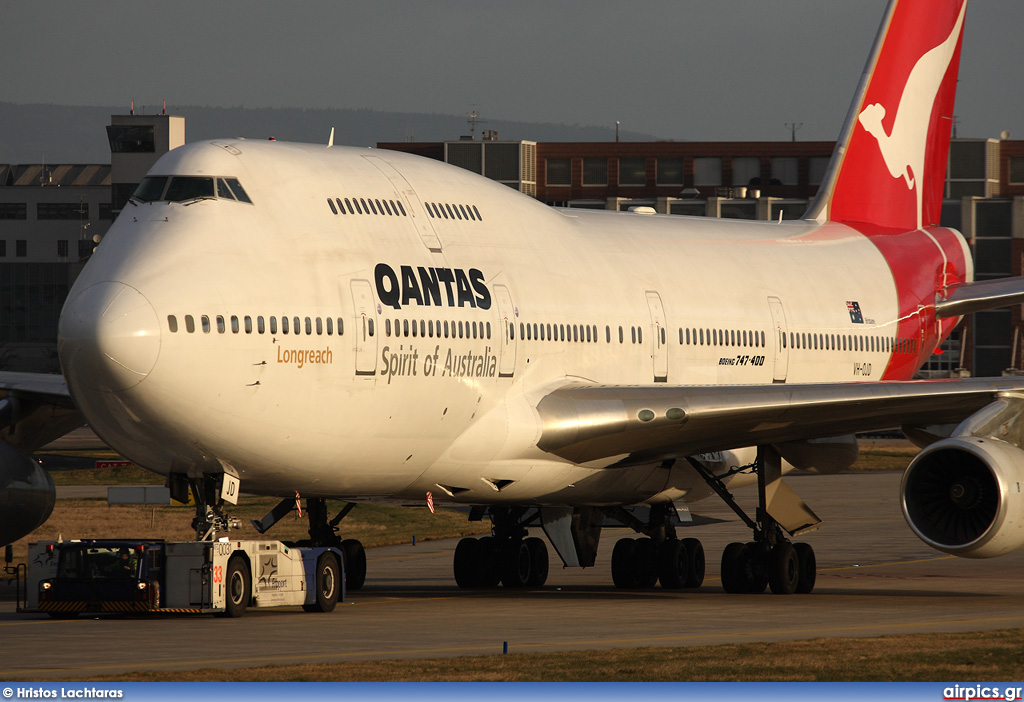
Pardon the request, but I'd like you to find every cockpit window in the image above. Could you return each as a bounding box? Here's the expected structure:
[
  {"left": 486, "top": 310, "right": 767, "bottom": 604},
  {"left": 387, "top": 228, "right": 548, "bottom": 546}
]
[
  {"left": 132, "top": 175, "right": 253, "bottom": 204},
  {"left": 216, "top": 179, "right": 236, "bottom": 201},
  {"left": 224, "top": 178, "right": 252, "bottom": 203},
  {"left": 133, "top": 176, "right": 168, "bottom": 202},
  {"left": 165, "top": 177, "right": 214, "bottom": 201}
]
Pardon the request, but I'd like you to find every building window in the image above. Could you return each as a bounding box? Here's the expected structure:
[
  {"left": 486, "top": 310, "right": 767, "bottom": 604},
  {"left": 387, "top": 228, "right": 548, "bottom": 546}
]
[
  {"left": 106, "top": 125, "right": 155, "bottom": 153},
  {"left": 57, "top": 240, "right": 68, "bottom": 258},
  {"left": 78, "top": 240, "right": 93, "bottom": 259},
  {"left": 771, "top": 157, "right": 799, "bottom": 185},
  {"left": 0, "top": 240, "right": 5, "bottom": 257},
  {"left": 1010, "top": 156, "right": 1024, "bottom": 185},
  {"left": 809, "top": 156, "right": 830, "bottom": 186},
  {"left": 656, "top": 158, "right": 683, "bottom": 186},
  {"left": 37, "top": 202, "right": 89, "bottom": 220},
  {"left": 0, "top": 203, "right": 27, "bottom": 220},
  {"left": 693, "top": 158, "right": 722, "bottom": 186},
  {"left": 582, "top": 158, "right": 607, "bottom": 186},
  {"left": 99, "top": 203, "right": 113, "bottom": 220},
  {"left": 16, "top": 240, "right": 27, "bottom": 257},
  {"left": 732, "top": 157, "right": 761, "bottom": 186},
  {"left": 546, "top": 158, "right": 571, "bottom": 186},
  {"left": 618, "top": 157, "right": 646, "bottom": 186}
]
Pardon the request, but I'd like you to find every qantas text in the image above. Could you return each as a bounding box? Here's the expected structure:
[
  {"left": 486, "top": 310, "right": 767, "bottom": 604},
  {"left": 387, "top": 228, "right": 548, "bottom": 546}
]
[{"left": 375, "top": 263, "right": 491, "bottom": 311}]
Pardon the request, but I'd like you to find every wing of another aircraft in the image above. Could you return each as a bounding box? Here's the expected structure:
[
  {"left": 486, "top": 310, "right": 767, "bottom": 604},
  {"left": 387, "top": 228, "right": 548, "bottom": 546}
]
[
  {"left": 535, "top": 377, "right": 1024, "bottom": 466},
  {"left": 0, "top": 372, "right": 84, "bottom": 546}
]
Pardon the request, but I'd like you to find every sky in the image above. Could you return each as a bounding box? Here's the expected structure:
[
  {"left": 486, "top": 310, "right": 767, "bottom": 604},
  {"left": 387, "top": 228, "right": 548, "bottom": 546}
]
[{"left": 3, "top": 1, "right": 1023, "bottom": 143}]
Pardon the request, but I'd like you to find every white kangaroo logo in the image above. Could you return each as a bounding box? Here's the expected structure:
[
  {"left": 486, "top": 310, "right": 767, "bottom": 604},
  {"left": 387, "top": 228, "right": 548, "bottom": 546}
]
[{"left": 857, "top": 2, "right": 966, "bottom": 229}]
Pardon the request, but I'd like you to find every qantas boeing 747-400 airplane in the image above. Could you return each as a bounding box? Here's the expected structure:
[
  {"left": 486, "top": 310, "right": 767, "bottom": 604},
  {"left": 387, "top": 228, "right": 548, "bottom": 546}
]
[{"left": 3, "top": 0, "right": 1024, "bottom": 596}]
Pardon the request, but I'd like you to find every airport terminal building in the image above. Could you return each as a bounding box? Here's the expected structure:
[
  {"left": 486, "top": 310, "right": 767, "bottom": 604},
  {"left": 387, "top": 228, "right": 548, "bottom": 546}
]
[{"left": 1, "top": 114, "right": 1022, "bottom": 376}]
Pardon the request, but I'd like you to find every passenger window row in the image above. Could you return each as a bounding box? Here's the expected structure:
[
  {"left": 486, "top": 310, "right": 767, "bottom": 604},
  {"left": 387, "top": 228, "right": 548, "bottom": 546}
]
[
  {"left": 512, "top": 323, "right": 656, "bottom": 345},
  {"left": 386, "top": 318, "right": 492, "bottom": 340},
  {"left": 425, "top": 202, "right": 483, "bottom": 222},
  {"left": 167, "top": 314, "right": 344, "bottom": 337},
  {"left": 785, "top": 332, "right": 910, "bottom": 355},
  {"left": 328, "top": 197, "right": 407, "bottom": 217},
  {"left": 681, "top": 327, "right": 766, "bottom": 348}
]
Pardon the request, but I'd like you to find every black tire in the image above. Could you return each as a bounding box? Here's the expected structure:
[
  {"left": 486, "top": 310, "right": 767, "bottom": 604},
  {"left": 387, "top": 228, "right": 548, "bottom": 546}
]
[
  {"left": 633, "top": 538, "right": 659, "bottom": 588},
  {"left": 610, "top": 537, "right": 636, "bottom": 588},
  {"left": 658, "top": 539, "right": 687, "bottom": 589},
  {"left": 500, "top": 539, "right": 532, "bottom": 588},
  {"left": 721, "top": 542, "right": 752, "bottom": 593},
  {"left": 223, "top": 556, "right": 250, "bottom": 618},
  {"left": 746, "top": 541, "right": 769, "bottom": 594},
  {"left": 682, "top": 537, "right": 705, "bottom": 588},
  {"left": 478, "top": 536, "right": 502, "bottom": 588},
  {"left": 525, "top": 537, "right": 549, "bottom": 587},
  {"left": 768, "top": 542, "right": 800, "bottom": 595},
  {"left": 794, "top": 542, "right": 817, "bottom": 594},
  {"left": 305, "top": 553, "right": 340, "bottom": 613},
  {"left": 341, "top": 539, "right": 366, "bottom": 591},
  {"left": 454, "top": 537, "right": 482, "bottom": 588}
]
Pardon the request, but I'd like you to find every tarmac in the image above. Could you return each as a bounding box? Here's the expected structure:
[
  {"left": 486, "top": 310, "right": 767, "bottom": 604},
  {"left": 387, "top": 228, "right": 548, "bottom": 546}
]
[{"left": 1, "top": 469, "right": 1023, "bottom": 679}]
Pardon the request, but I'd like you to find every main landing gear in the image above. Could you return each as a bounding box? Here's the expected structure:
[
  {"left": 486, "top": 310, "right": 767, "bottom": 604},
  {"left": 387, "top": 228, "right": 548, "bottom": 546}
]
[
  {"left": 687, "top": 446, "right": 817, "bottom": 594},
  {"left": 608, "top": 503, "right": 706, "bottom": 590},
  {"left": 453, "top": 506, "right": 549, "bottom": 589}
]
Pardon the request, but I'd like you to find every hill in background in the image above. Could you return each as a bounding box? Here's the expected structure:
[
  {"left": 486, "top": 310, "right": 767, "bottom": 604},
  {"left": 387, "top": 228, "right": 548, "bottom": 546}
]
[{"left": 0, "top": 102, "right": 658, "bottom": 164}]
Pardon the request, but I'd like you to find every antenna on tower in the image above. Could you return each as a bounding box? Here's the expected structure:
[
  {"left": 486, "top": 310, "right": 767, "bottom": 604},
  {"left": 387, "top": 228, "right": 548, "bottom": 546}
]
[{"left": 466, "top": 109, "right": 487, "bottom": 140}]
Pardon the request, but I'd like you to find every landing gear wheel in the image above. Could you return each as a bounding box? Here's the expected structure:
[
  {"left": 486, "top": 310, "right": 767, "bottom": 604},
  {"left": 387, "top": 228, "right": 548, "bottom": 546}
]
[
  {"left": 633, "top": 538, "right": 658, "bottom": 588},
  {"left": 454, "top": 537, "right": 482, "bottom": 588},
  {"left": 221, "top": 556, "right": 250, "bottom": 618},
  {"left": 341, "top": 539, "right": 366, "bottom": 591},
  {"left": 768, "top": 542, "right": 800, "bottom": 595},
  {"left": 721, "top": 542, "right": 754, "bottom": 593},
  {"left": 478, "top": 536, "right": 502, "bottom": 588},
  {"left": 681, "top": 538, "right": 705, "bottom": 588},
  {"left": 746, "top": 542, "right": 768, "bottom": 594},
  {"left": 500, "top": 539, "right": 532, "bottom": 588},
  {"left": 658, "top": 539, "right": 688, "bottom": 590},
  {"left": 304, "top": 553, "right": 341, "bottom": 612},
  {"left": 611, "top": 537, "right": 637, "bottom": 588},
  {"left": 525, "top": 537, "right": 549, "bottom": 587},
  {"left": 794, "top": 542, "right": 817, "bottom": 594}
]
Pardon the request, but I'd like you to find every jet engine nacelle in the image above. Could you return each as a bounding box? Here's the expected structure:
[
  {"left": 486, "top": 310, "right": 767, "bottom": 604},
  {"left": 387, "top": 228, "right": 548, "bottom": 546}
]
[
  {"left": 901, "top": 436, "right": 1024, "bottom": 558},
  {"left": 0, "top": 441, "right": 56, "bottom": 546}
]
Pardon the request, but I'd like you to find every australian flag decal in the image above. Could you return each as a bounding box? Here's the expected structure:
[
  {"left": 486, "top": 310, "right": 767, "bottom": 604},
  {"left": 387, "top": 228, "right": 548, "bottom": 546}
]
[{"left": 847, "top": 301, "right": 864, "bottom": 324}]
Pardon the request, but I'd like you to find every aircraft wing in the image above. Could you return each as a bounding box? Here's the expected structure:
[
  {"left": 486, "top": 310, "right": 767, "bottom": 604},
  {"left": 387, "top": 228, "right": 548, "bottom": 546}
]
[
  {"left": 535, "top": 377, "right": 1024, "bottom": 465},
  {"left": 0, "top": 372, "right": 84, "bottom": 453},
  {"left": 936, "top": 277, "right": 1024, "bottom": 318}
]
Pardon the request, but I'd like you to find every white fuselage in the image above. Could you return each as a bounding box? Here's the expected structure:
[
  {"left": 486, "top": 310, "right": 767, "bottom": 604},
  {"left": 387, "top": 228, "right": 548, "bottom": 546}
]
[{"left": 57, "top": 140, "right": 970, "bottom": 508}]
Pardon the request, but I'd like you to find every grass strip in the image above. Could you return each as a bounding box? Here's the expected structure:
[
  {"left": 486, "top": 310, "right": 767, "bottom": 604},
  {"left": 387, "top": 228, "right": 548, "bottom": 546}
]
[{"left": 48, "top": 628, "right": 1024, "bottom": 682}]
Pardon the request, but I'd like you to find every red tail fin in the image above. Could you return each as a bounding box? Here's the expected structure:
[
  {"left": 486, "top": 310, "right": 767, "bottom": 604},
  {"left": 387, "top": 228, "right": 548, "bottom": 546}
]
[{"left": 806, "top": 0, "right": 967, "bottom": 230}]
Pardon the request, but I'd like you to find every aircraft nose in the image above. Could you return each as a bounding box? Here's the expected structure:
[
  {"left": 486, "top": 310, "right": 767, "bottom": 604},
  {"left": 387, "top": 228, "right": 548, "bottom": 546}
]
[{"left": 58, "top": 282, "right": 161, "bottom": 392}]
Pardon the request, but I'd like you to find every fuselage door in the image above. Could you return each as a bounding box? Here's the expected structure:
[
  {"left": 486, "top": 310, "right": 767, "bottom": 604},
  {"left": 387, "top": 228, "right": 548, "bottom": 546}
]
[
  {"left": 350, "top": 279, "right": 378, "bottom": 377},
  {"left": 362, "top": 155, "right": 442, "bottom": 253},
  {"left": 768, "top": 295, "right": 789, "bottom": 383},
  {"left": 493, "top": 284, "right": 517, "bottom": 378},
  {"left": 645, "top": 291, "right": 668, "bottom": 382}
]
